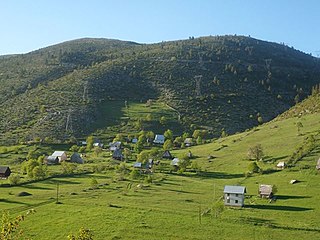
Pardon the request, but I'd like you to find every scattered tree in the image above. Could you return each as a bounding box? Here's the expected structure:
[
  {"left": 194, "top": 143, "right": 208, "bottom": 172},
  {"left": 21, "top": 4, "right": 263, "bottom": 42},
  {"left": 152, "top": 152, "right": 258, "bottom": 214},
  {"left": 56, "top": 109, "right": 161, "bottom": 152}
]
[
  {"left": 248, "top": 161, "right": 261, "bottom": 174},
  {"left": 68, "top": 227, "right": 94, "bottom": 240},
  {"left": 247, "top": 144, "right": 264, "bottom": 160}
]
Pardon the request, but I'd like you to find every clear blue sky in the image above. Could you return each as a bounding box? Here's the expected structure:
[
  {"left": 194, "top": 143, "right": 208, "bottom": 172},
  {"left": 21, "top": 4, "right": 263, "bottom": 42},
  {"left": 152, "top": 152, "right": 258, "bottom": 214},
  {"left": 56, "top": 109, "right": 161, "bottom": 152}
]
[{"left": 1, "top": 0, "right": 319, "bottom": 56}]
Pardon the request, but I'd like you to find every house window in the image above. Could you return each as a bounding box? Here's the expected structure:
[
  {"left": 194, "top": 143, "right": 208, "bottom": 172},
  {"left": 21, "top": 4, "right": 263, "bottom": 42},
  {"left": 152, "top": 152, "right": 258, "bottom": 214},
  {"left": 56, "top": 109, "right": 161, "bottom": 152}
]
[
  {"left": 235, "top": 194, "right": 238, "bottom": 197},
  {"left": 227, "top": 193, "right": 230, "bottom": 196},
  {"left": 227, "top": 199, "right": 230, "bottom": 203},
  {"left": 235, "top": 200, "right": 238, "bottom": 204}
]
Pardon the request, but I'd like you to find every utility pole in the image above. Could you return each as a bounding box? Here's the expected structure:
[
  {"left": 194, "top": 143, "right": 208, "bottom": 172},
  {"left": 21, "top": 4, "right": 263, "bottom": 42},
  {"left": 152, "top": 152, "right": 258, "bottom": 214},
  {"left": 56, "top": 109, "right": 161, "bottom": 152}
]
[{"left": 194, "top": 75, "right": 203, "bottom": 97}]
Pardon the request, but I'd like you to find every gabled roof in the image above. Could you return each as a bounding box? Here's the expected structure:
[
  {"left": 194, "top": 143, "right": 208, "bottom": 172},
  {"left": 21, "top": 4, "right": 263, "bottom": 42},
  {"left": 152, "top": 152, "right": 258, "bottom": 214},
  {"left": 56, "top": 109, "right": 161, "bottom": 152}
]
[
  {"left": 0, "top": 166, "right": 10, "bottom": 174},
  {"left": 224, "top": 185, "right": 246, "bottom": 194},
  {"left": 52, "top": 151, "right": 66, "bottom": 157},
  {"left": 162, "top": 150, "right": 172, "bottom": 159}
]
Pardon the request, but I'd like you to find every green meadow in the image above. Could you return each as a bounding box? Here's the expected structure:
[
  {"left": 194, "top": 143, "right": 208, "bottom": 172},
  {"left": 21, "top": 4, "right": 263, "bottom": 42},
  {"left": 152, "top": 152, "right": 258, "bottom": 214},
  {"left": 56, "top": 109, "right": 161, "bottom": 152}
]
[{"left": 0, "top": 113, "right": 320, "bottom": 239}]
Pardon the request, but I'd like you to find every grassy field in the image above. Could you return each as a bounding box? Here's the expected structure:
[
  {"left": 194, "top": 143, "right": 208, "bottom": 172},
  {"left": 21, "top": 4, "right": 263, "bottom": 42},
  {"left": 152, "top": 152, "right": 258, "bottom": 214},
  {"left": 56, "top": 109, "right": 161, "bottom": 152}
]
[
  {"left": 94, "top": 100, "right": 183, "bottom": 141},
  {"left": 0, "top": 113, "right": 320, "bottom": 239}
]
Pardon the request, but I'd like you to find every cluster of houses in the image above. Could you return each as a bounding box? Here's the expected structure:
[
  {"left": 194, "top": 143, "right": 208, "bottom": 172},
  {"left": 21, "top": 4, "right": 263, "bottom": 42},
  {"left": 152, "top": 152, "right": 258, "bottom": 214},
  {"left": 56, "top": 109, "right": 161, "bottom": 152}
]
[{"left": 44, "top": 151, "right": 84, "bottom": 165}]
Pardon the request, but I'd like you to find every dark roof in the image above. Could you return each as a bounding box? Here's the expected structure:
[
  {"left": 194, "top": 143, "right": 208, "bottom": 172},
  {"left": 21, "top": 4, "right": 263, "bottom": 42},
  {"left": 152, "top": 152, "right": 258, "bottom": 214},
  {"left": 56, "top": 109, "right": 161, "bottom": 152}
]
[
  {"left": 224, "top": 185, "right": 246, "bottom": 194},
  {"left": 0, "top": 166, "right": 10, "bottom": 174}
]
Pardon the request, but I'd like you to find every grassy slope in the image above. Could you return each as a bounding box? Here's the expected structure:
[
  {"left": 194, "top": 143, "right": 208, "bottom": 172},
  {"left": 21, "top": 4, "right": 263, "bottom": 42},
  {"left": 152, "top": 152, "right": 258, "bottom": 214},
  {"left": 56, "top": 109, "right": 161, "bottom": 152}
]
[{"left": 0, "top": 113, "right": 319, "bottom": 239}]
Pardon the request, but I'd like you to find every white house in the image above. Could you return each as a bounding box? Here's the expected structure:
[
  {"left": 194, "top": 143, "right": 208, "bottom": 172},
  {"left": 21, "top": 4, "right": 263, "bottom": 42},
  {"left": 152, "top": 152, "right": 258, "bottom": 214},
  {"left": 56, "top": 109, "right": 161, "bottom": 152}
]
[
  {"left": 51, "top": 151, "right": 68, "bottom": 163},
  {"left": 184, "top": 138, "right": 193, "bottom": 147},
  {"left": 171, "top": 158, "right": 180, "bottom": 166},
  {"left": 276, "top": 161, "right": 286, "bottom": 169},
  {"left": 153, "top": 135, "right": 165, "bottom": 144},
  {"left": 109, "top": 141, "right": 122, "bottom": 151},
  {"left": 223, "top": 185, "right": 246, "bottom": 207}
]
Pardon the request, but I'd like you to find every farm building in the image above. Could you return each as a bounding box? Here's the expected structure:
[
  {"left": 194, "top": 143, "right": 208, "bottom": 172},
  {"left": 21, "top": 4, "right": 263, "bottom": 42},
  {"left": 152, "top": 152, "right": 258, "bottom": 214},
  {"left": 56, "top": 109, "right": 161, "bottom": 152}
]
[
  {"left": 223, "top": 185, "right": 246, "bottom": 207},
  {"left": 162, "top": 150, "right": 173, "bottom": 159},
  {"left": 316, "top": 158, "right": 320, "bottom": 170},
  {"left": 44, "top": 156, "right": 59, "bottom": 165},
  {"left": 276, "top": 161, "right": 286, "bottom": 169},
  {"left": 109, "top": 141, "right": 122, "bottom": 151},
  {"left": 153, "top": 135, "right": 165, "bottom": 144},
  {"left": 70, "top": 153, "right": 84, "bottom": 164},
  {"left": 184, "top": 138, "right": 193, "bottom": 147},
  {"left": 51, "top": 151, "right": 68, "bottom": 163},
  {"left": 133, "top": 162, "right": 142, "bottom": 168},
  {"left": 259, "top": 184, "right": 273, "bottom": 198},
  {"left": 0, "top": 166, "right": 11, "bottom": 179},
  {"left": 112, "top": 148, "right": 124, "bottom": 160}
]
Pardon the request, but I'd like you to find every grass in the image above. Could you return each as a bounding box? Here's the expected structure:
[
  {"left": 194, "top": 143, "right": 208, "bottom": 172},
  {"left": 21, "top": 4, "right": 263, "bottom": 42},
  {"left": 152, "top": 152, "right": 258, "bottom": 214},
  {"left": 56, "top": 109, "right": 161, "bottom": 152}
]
[{"left": 0, "top": 113, "right": 320, "bottom": 239}]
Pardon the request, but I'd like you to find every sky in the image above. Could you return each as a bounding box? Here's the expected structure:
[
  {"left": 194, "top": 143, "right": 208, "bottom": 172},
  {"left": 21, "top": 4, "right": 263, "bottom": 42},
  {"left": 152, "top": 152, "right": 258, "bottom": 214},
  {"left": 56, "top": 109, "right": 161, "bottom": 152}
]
[{"left": 0, "top": 0, "right": 319, "bottom": 56}]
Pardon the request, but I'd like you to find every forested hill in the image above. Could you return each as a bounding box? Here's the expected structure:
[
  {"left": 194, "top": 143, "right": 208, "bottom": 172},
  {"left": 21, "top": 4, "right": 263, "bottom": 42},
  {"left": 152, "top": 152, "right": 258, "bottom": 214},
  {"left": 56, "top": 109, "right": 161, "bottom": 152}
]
[{"left": 0, "top": 35, "right": 319, "bottom": 143}]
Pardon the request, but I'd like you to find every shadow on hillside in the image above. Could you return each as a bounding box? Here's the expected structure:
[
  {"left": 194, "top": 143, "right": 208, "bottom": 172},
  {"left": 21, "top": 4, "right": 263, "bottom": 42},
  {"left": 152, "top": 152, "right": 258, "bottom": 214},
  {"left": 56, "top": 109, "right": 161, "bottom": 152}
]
[
  {"left": 263, "top": 155, "right": 287, "bottom": 163},
  {"left": 0, "top": 198, "right": 29, "bottom": 205},
  {"left": 247, "top": 204, "right": 313, "bottom": 212},
  {"left": 240, "top": 216, "right": 274, "bottom": 225},
  {"left": 168, "top": 189, "right": 199, "bottom": 194},
  {"left": 276, "top": 195, "right": 311, "bottom": 200},
  {"left": 48, "top": 179, "right": 81, "bottom": 185},
  {"left": 23, "top": 184, "right": 53, "bottom": 190},
  {"left": 192, "top": 171, "right": 244, "bottom": 179}
]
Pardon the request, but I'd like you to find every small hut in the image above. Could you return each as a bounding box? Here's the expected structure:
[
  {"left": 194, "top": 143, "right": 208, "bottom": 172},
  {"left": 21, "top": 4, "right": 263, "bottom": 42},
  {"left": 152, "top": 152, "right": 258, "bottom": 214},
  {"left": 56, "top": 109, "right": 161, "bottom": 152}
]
[
  {"left": 316, "top": 158, "right": 320, "bottom": 170},
  {"left": 112, "top": 148, "right": 124, "bottom": 161},
  {"left": 259, "top": 184, "right": 273, "bottom": 198},
  {"left": 70, "top": 153, "right": 84, "bottom": 164},
  {"left": 162, "top": 150, "right": 173, "bottom": 159},
  {"left": 276, "top": 161, "right": 286, "bottom": 169},
  {"left": 184, "top": 138, "right": 193, "bottom": 147},
  {"left": 0, "top": 166, "right": 11, "bottom": 179}
]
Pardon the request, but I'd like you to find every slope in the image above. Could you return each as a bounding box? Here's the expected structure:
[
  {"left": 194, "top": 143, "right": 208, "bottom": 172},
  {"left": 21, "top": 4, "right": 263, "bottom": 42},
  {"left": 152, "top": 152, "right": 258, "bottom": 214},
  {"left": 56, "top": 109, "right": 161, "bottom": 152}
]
[{"left": 0, "top": 36, "right": 319, "bottom": 144}]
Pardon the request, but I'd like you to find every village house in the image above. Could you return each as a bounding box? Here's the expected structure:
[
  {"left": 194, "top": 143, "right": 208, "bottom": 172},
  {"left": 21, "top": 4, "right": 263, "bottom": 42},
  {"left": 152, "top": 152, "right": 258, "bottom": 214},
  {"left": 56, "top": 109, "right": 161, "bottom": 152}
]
[
  {"left": 70, "top": 153, "right": 84, "bottom": 164},
  {"left": 0, "top": 166, "right": 11, "bottom": 179},
  {"left": 259, "top": 184, "right": 273, "bottom": 198},
  {"left": 153, "top": 135, "right": 165, "bottom": 144},
  {"left": 162, "top": 150, "right": 173, "bottom": 159},
  {"left": 51, "top": 151, "right": 68, "bottom": 163},
  {"left": 184, "top": 138, "right": 193, "bottom": 147},
  {"left": 276, "top": 161, "right": 286, "bottom": 169},
  {"left": 223, "top": 185, "right": 246, "bottom": 207},
  {"left": 109, "top": 141, "right": 122, "bottom": 151},
  {"left": 112, "top": 148, "right": 124, "bottom": 161}
]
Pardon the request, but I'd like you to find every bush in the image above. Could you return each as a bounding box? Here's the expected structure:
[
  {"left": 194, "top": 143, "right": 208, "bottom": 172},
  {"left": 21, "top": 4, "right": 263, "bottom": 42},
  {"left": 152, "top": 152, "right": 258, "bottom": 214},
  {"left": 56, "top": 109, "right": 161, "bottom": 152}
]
[
  {"left": 248, "top": 161, "right": 261, "bottom": 174},
  {"left": 8, "top": 174, "right": 21, "bottom": 185}
]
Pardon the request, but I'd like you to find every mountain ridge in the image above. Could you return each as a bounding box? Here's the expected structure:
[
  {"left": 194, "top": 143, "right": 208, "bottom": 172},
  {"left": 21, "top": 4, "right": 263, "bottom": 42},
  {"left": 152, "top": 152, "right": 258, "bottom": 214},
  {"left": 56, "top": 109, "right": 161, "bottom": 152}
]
[{"left": 0, "top": 35, "right": 319, "bottom": 144}]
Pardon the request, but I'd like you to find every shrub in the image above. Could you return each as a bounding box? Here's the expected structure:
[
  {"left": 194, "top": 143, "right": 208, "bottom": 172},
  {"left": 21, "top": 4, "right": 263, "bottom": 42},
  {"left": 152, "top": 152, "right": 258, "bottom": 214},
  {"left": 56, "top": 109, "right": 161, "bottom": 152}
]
[{"left": 8, "top": 174, "right": 21, "bottom": 185}]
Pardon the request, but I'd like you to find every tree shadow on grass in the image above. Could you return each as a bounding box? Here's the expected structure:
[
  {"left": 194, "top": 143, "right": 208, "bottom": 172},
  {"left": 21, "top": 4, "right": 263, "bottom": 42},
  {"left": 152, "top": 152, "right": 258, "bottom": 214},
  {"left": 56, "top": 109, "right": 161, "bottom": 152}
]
[
  {"left": 192, "top": 171, "right": 244, "bottom": 179},
  {"left": 168, "top": 189, "right": 200, "bottom": 194},
  {"left": 246, "top": 204, "right": 313, "bottom": 211},
  {"left": 263, "top": 155, "right": 288, "bottom": 163},
  {"left": 47, "top": 179, "right": 81, "bottom": 185},
  {"left": 276, "top": 195, "right": 311, "bottom": 200},
  {"left": 0, "top": 198, "right": 29, "bottom": 205},
  {"left": 23, "top": 184, "right": 53, "bottom": 190}
]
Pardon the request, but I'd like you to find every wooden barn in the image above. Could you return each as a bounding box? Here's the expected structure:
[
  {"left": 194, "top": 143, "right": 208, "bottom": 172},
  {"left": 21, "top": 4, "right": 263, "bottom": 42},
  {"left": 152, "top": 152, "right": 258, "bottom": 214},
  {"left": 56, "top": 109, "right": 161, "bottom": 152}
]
[
  {"left": 259, "top": 184, "right": 273, "bottom": 198},
  {"left": 0, "top": 166, "right": 11, "bottom": 179},
  {"left": 70, "top": 153, "right": 84, "bottom": 164},
  {"left": 223, "top": 185, "right": 246, "bottom": 207},
  {"left": 44, "top": 156, "right": 59, "bottom": 165}
]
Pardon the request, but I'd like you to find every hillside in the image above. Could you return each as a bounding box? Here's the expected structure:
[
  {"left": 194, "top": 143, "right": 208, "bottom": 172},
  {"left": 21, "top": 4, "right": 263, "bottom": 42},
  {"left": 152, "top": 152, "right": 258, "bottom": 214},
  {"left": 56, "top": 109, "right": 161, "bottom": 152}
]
[
  {"left": 0, "top": 36, "right": 319, "bottom": 143},
  {"left": 0, "top": 103, "right": 319, "bottom": 239},
  {"left": 275, "top": 89, "right": 320, "bottom": 121}
]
